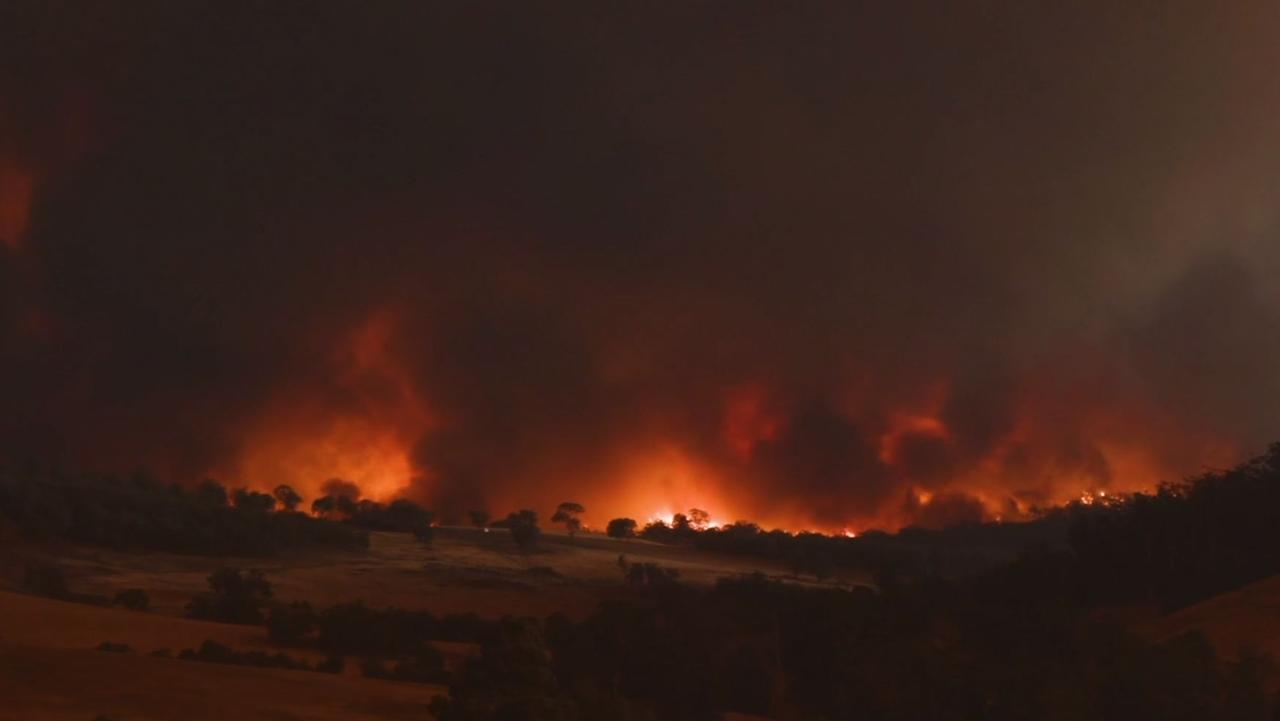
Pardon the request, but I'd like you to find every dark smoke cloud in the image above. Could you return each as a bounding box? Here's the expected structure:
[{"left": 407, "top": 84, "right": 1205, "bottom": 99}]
[{"left": 4, "top": 2, "right": 1280, "bottom": 529}]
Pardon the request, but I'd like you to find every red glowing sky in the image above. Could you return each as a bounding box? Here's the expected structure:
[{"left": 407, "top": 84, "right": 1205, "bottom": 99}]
[{"left": 3, "top": 4, "right": 1280, "bottom": 532}]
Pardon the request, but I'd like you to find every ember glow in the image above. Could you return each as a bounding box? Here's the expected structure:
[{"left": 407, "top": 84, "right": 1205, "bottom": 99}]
[{"left": 4, "top": 4, "right": 1280, "bottom": 534}]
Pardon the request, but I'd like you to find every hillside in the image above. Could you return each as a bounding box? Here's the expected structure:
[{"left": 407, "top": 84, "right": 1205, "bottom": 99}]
[
  {"left": 3, "top": 528, "right": 870, "bottom": 621},
  {"left": 0, "top": 528, "right": 870, "bottom": 720},
  {"left": 0, "top": 589, "right": 441, "bottom": 721},
  {"left": 1144, "top": 573, "right": 1280, "bottom": 678}
]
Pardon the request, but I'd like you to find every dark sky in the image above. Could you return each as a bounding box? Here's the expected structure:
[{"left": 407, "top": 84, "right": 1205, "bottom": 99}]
[{"left": 4, "top": 2, "right": 1280, "bottom": 529}]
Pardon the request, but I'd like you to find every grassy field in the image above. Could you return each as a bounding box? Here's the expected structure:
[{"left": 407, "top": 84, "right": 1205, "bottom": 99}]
[
  {"left": 0, "top": 589, "right": 443, "bottom": 721},
  {"left": 6, "top": 524, "right": 1280, "bottom": 718},
  {"left": 1142, "top": 574, "right": 1280, "bottom": 686},
  {"left": 0, "top": 528, "right": 868, "bottom": 720},
  {"left": 4, "top": 527, "right": 871, "bottom": 620}
]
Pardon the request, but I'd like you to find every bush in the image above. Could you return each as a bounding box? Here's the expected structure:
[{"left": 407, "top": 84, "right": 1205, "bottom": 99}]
[
  {"left": 186, "top": 568, "right": 273, "bottom": 625},
  {"left": 504, "top": 510, "right": 541, "bottom": 550}
]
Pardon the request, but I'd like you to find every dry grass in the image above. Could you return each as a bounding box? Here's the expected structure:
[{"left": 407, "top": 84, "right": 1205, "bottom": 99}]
[
  {"left": 0, "top": 644, "right": 440, "bottom": 721},
  {"left": 6, "top": 528, "right": 870, "bottom": 620},
  {"left": 0, "top": 590, "right": 441, "bottom": 721},
  {"left": 0, "top": 527, "right": 868, "bottom": 720},
  {"left": 1142, "top": 575, "right": 1280, "bottom": 671}
]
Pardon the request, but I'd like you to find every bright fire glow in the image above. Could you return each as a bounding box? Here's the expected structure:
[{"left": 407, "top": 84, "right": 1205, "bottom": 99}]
[
  {"left": 647, "top": 508, "right": 723, "bottom": 530},
  {"left": 218, "top": 309, "right": 432, "bottom": 501}
]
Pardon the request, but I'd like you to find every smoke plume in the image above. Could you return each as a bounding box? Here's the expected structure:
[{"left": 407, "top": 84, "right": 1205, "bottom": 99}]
[{"left": 4, "top": 2, "right": 1280, "bottom": 530}]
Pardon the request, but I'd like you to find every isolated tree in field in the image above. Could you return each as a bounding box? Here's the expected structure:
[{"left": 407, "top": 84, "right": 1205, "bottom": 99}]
[
  {"left": 551, "top": 502, "right": 585, "bottom": 537},
  {"left": 185, "top": 568, "right": 273, "bottom": 625},
  {"left": 273, "top": 484, "right": 303, "bottom": 512},
  {"left": 505, "top": 509, "right": 541, "bottom": 550},
  {"left": 607, "top": 517, "right": 638, "bottom": 539},
  {"left": 469, "top": 510, "right": 491, "bottom": 529}
]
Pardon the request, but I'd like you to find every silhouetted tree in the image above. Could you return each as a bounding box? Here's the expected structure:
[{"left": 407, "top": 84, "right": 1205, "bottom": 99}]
[
  {"left": 607, "top": 517, "right": 638, "bottom": 539},
  {"left": 551, "top": 502, "right": 584, "bottom": 537},
  {"left": 232, "top": 488, "right": 276, "bottom": 513},
  {"left": 194, "top": 479, "right": 228, "bottom": 508},
  {"left": 388, "top": 498, "right": 433, "bottom": 531},
  {"left": 671, "top": 513, "right": 691, "bottom": 533},
  {"left": 470, "top": 510, "right": 491, "bottom": 530},
  {"left": 311, "top": 495, "right": 336, "bottom": 518},
  {"left": 273, "top": 484, "right": 303, "bottom": 512},
  {"left": 639, "top": 520, "right": 673, "bottom": 543},
  {"left": 506, "top": 510, "right": 541, "bottom": 550},
  {"left": 687, "top": 508, "right": 711, "bottom": 530},
  {"left": 335, "top": 494, "right": 358, "bottom": 519},
  {"left": 0, "top": 469, "right": 367, "bottom": 556},
  {"left": 186, "top": 568, "right": 273, "bottom": 625}
]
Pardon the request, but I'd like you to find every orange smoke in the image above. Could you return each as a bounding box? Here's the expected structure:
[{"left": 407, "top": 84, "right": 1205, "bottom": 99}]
[
  {"left": 211, "top": 323, "right": 1244, "bottom": 535},
  {"left": 721, "top": 382, "right": 782, "bottom": 460},
  {"left": 219, "top": 309, "right": 433, "bottom": 502}
]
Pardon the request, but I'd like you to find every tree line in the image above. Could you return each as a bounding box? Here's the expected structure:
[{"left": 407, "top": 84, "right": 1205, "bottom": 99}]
[{"left": 0, "top": 470, "right": 367, "bottom": 555}]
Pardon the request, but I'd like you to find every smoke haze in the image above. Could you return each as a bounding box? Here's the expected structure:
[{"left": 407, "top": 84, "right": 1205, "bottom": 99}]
[{"left": 4, "top": 2, "right": 1280, "bottom": 530}]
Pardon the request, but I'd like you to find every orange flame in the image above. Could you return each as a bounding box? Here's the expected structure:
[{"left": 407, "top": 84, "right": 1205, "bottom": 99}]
[{"left": 219, "top": 309, "right": 433, "bottom": 502}]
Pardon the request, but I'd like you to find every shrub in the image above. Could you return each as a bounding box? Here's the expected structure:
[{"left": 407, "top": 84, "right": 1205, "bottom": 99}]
[
  {"left": 185, "top": 568, "right": 273, "bottom": 624},
  {"left": 505, "top": 510, "right": 541, "bottom": 550}
]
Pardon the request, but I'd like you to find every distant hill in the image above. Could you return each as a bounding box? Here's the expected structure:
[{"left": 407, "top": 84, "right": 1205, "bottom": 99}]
[{"left": 1144, "top": 573, "right": 1280, "bottom": 683}]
